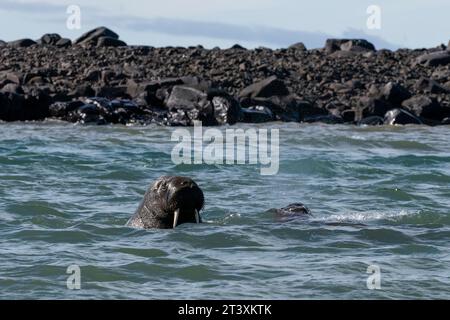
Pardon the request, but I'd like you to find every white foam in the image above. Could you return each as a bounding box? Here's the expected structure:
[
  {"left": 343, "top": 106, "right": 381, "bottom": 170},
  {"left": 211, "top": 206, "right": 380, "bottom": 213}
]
[{"left": 314, "top": 210, "right": 414, "bottom": 223}]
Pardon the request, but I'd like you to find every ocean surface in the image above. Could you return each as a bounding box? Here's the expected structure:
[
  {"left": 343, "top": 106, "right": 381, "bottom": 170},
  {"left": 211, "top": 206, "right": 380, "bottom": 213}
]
[{"left": 0, "top": 122, "right": 449, "bottom": 299}]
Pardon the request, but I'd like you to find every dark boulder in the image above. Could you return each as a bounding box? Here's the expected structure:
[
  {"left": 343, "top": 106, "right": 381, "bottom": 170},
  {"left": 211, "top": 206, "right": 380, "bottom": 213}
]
[
  {"left": 39, "top": 33, "right": 61, "bottom": 45},
  {"left": 384, "top": 108, "right": 423, "bottom": 125},
  {"left": 401, "top": 95, "right": 449, "bottom": 120},
  {"left": 357, "top": 96, "right": 392, "bottom": 117},
  {"left": 303, "top": 114, "right": 344, "bottom": 124},
  {"left": 55, "top": 38, "right": 72, "bottom": 48},
  {"left": 288, "top": 42, "right": 307, "bottom": 51},
  {"left": 242, "top": 106, "right": 274, "bottom": 123},
  {"left": 95, "top": 86, "right": 128, "bottom": 99},
  {"left": 74, "top": 26, "right": 119, "bottom": 45},
  {"left": 166, "top": 85, "right": 208, "bottom": 111},
  {"left": 241, "top": 95, "right": 325, "bottom": 122},
  {"left": 239, "top": 76, "right": 289, "bottom": 99},
  {"left": 97, "top": 37, "right": 127, "bottom": 47},
  {"left": 69, "top": 83, "right": 95, "bottom": 98},
  {"left": 49, "top": 101, "right": 84, "bottom": 118},
  {"left": 340, "top": 39, "right": 376, "bottom": 52},
  {"left": 325, "top": 39, "right": 375, "bottom": 53},
  {"left": 0, "top": 90, "right": 50, "bottom": 121},
  {"left": 358, "top": 116, "right": 384, "bottom": 126},
  {"left": 0, "top": 40, "right": 6, "bottom": 47},
  {"left": 8, "top": 39, "right": 36, "bottom": 48},
  {"left": 415, "top": 78, "right": 450, "bottom": 94},
  {"left": 210, "top": 94, "right": 242, "bottom": 125},
  {"left": 416, "top": 51, "right": 450, "bottom": 66},
  {"left": 381, "top": 82, "right": 411, "bottom": 105},
  {"left": 230, "top": 44, "right": 246, "bottom": 50}
]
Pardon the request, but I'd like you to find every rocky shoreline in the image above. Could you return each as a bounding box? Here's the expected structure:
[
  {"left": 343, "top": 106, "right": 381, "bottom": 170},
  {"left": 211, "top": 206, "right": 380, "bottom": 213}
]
[{"left": 1, "top": 26, "right": 450, "bottom": 126}]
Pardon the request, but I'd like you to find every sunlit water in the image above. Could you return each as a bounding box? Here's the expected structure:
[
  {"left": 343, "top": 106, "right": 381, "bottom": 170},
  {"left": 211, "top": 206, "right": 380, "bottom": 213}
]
[{"left": 0, "top": 122, "right": 449, "bottom": 299}]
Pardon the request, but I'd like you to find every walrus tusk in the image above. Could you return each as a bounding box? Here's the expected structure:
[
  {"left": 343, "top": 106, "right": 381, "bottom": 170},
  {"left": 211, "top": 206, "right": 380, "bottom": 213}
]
[
  {"left": 173, "top": 209, "right": 180, "bottom": 229},
  {"left": 195, "top": 209, "right": 200, "bottom": 224}
]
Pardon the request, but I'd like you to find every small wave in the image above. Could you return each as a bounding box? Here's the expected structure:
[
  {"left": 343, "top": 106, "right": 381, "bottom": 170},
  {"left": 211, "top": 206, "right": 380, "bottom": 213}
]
[{"left": 314, "top": 210, "right": 415, "bottom": 223}]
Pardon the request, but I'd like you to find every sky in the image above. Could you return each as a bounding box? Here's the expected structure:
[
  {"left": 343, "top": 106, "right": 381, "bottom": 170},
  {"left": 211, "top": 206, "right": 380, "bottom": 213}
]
[{"left": 0, "top": 0, "right": 448, "bottom": 50}]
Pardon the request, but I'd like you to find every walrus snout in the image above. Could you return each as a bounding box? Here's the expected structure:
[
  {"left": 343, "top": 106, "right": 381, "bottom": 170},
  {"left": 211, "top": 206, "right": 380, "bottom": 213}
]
[{"left": 127, "top": 176, "right": 204, "bottom": 229}]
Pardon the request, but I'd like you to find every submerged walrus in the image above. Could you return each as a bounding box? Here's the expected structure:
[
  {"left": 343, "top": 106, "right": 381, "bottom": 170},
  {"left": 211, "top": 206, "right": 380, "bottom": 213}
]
[
  {"left": 127, "top": 176, "right": 204, "bottom": 229},
  {"left": 274, "top": 203, "right": 312, "bottom": 222}
]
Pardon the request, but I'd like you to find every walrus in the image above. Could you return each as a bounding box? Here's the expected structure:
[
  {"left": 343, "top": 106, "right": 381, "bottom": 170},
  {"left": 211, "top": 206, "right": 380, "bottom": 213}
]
[
  {"left": 274, "top": 203, "right": 312, "bottom": 222},
  {"left": 127, "top": 176, "right": 204, "bottom": 229}
]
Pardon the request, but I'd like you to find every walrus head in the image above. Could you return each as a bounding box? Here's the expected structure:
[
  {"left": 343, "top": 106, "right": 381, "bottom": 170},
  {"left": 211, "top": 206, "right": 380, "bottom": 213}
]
[
  {"left": 132, "top": 176, "right": 205, "bottom": 229},
  {"left": 275, "top": 203, "right": 312, "bottom": 222}
]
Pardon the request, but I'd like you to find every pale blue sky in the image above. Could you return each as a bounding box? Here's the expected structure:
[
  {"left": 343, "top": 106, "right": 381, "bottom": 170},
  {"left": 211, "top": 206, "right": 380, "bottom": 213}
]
[{"left": 0, "top": 0, "right": 448, "bottom": 49}]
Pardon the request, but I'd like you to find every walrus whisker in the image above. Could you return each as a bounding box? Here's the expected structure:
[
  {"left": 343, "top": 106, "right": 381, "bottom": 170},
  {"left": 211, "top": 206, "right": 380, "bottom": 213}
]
[
  {"left": 195, "top": 209, "right": 200, "bottom": 224},
  {"left": 173, "top": 209, "right": 180, "bottom": 229}
]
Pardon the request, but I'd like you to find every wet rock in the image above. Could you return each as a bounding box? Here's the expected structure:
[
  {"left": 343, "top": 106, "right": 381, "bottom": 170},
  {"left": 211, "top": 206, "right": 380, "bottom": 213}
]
[
  {"left": 239, "top": 76, "right": 289, "bottom": 99},
  {"left": 49, "top": 101, "right": 84, "bottom": 117},
  {"left": 384, "top": 108, "right": 423, "bottom": 125},
  {"left": 75, "top": 26, "right": 119, "bottom": 46},
  {"left": 0, "top": 90, "right": 50, "bottom": 121},
  {"left": 303, "top": 114, "right": 344, "bottom": 124},
  {"left": 416, "top": 51, "right": 450, "bottom": 66},
  {"left": 8, "top": 39, "right": 36, "bottom": 48},
  {"left": 242, "top": 106, "right": 274, "bottom": 123},
  {"left": 358, "top": 116, "right": 384, "bottom": 126},
  {"left": 210, "top": 94, "right": 242, "bottom": 125}
]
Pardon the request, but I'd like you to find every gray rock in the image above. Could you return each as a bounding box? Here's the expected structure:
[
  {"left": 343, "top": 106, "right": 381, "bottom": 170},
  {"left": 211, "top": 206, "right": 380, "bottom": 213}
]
[
  {"left": 239, "top": 76, "right": 289, "bottom": 99},
  {"left": 166, "top": 85, "right": 208, "bottom": 111},
  {"left": 402, "top": 95, "right": 449, "bottom": 120},
  {"left": 415, "top": 78, "right": 450, "bottom": 94},
  {"left": 325, "top": 39, "right": 375, "bottom": 53},
  {"left": 340, "top": 39, "right": 376, "bottom": 52},
  {"left": 416, "top": 51, "right": 450, "bottom": 66},
  {"left": 381, "top": 82, "right": 411, "bottom": 105},
  {"left": 358, "top": 96, "right": 391, "bottom": 117},
  {"left": 288, "top": 42, "right": 307, "bottom": 51}
]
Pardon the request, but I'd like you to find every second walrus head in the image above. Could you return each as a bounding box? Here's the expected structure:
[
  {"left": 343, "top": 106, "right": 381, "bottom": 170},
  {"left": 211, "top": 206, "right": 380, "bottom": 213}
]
[{"left": 127, "top": 176, "right": 205, "bottom": 229}]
